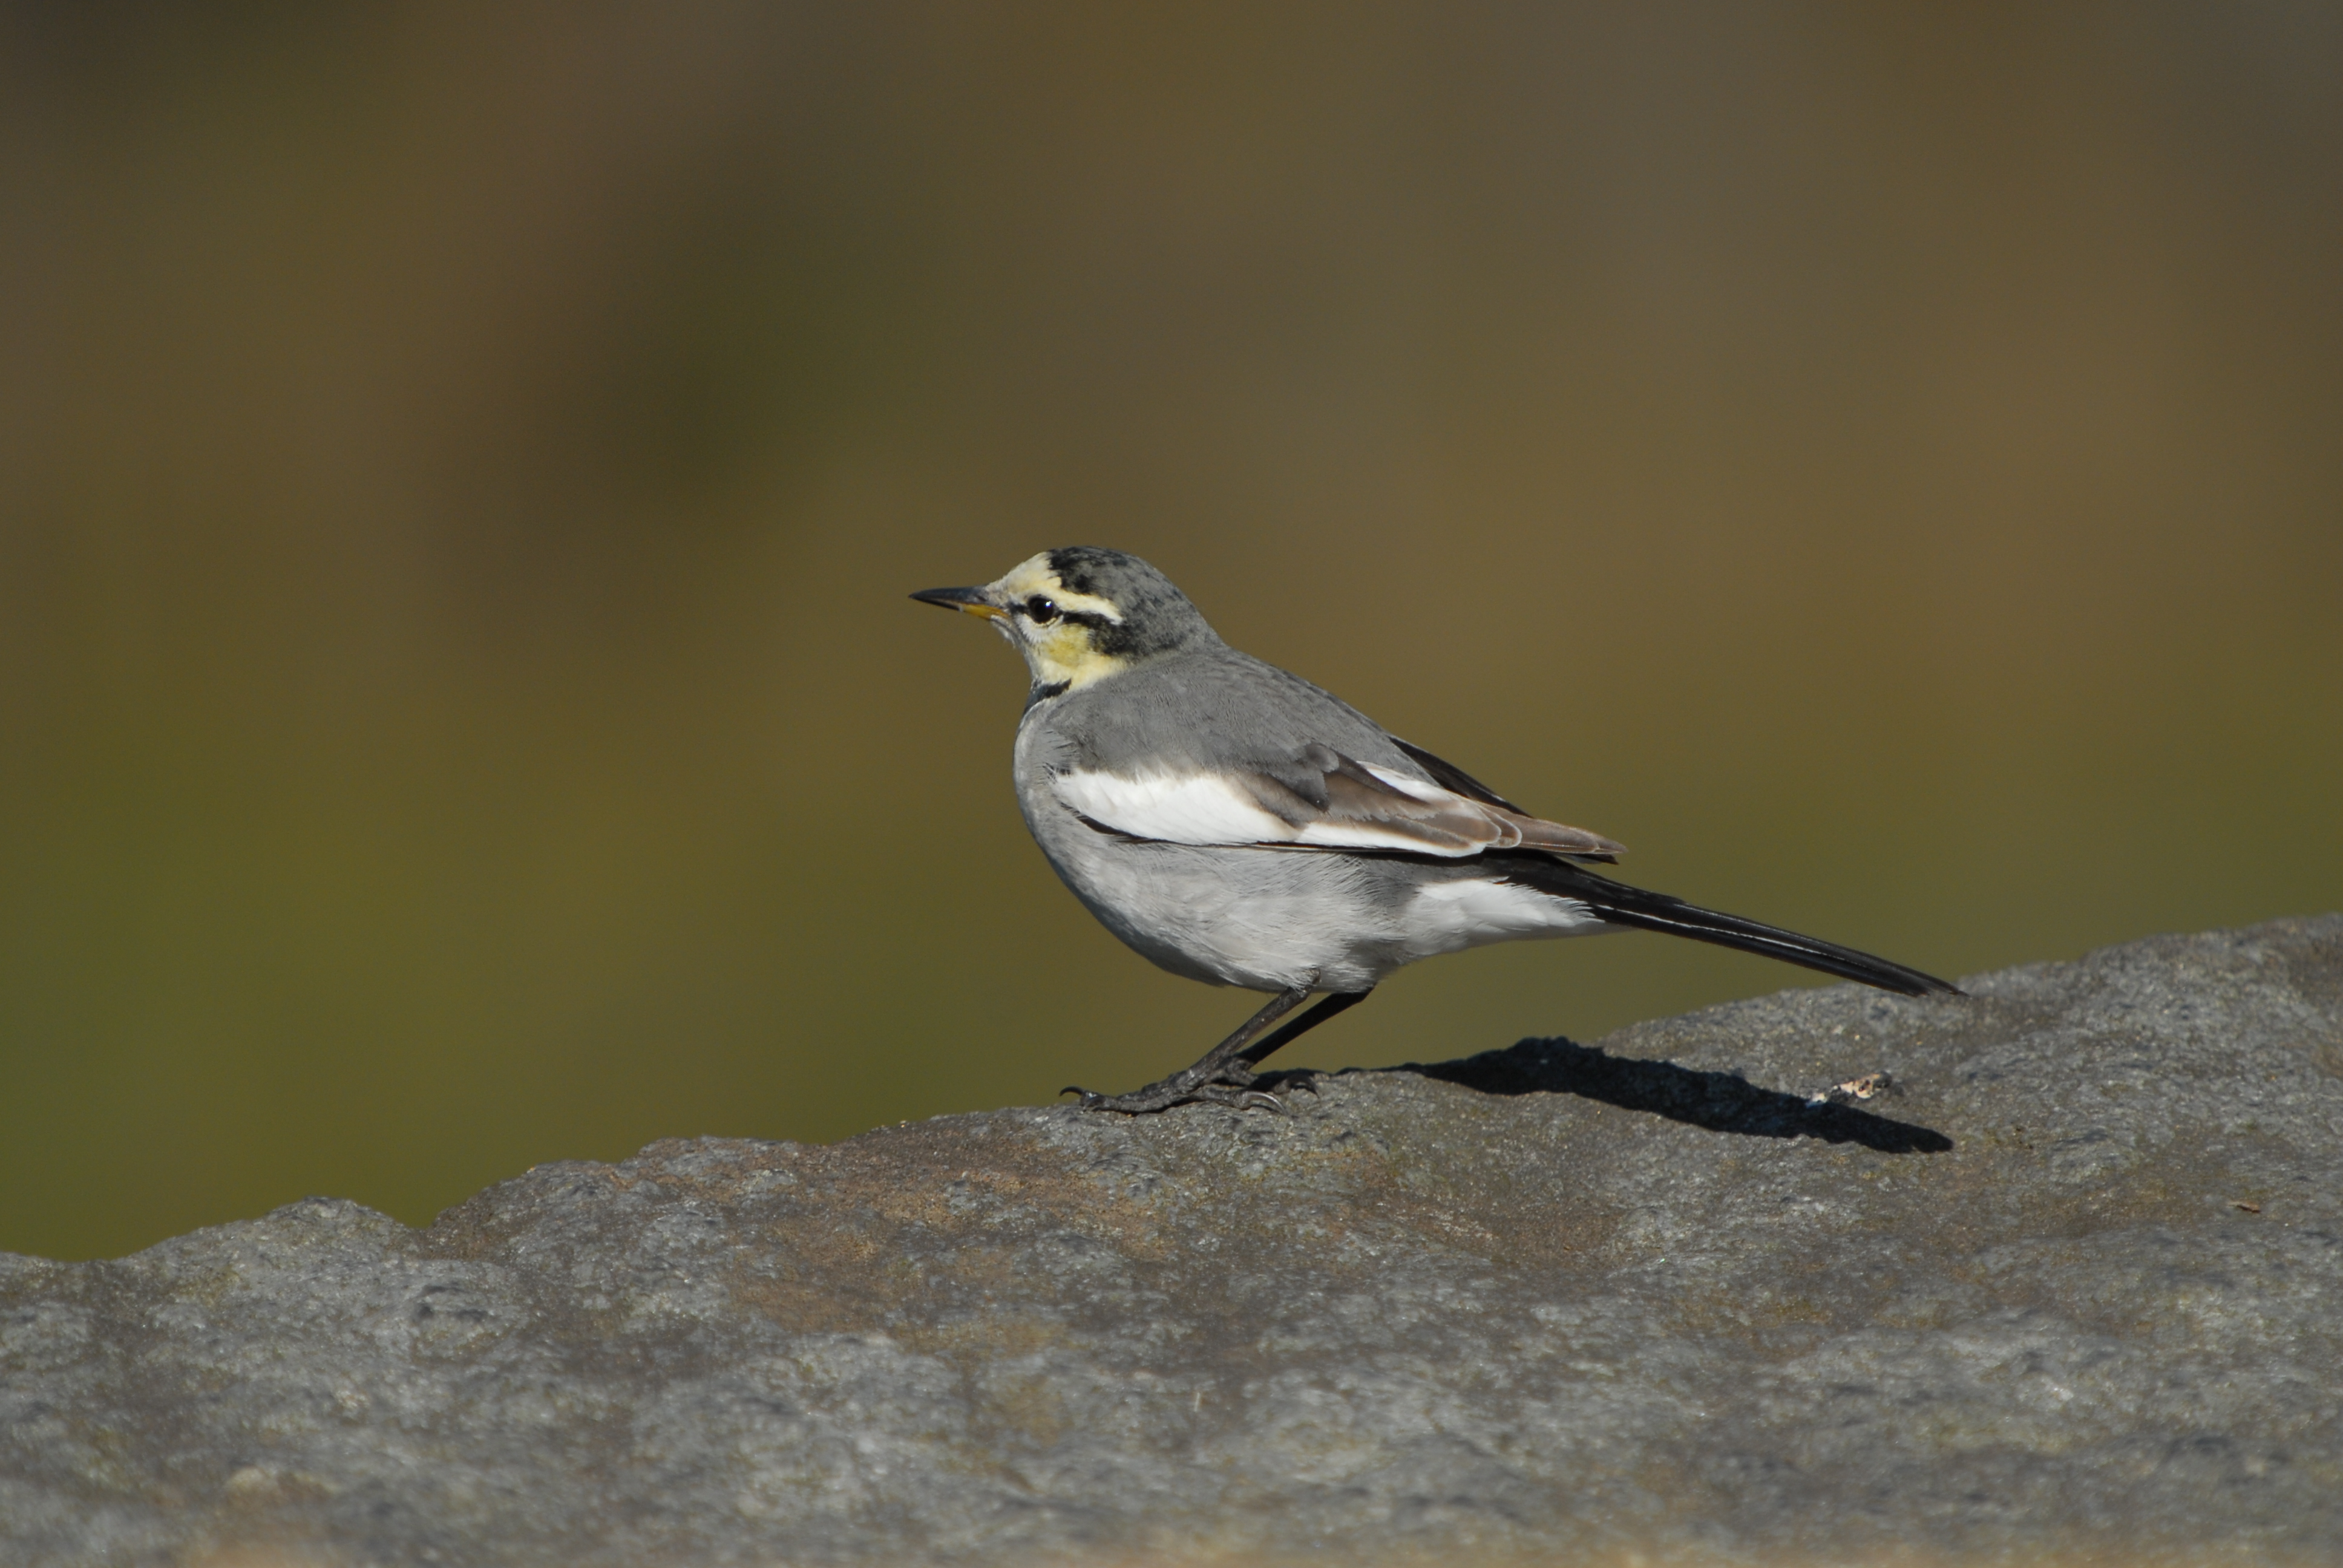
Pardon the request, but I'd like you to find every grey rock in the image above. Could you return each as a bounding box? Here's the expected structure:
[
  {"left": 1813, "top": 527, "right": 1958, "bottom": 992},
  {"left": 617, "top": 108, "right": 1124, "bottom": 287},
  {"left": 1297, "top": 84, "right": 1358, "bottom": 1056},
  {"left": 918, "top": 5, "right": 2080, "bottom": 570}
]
[{"left": 5, "top": 916, "right": 2342, "bottom": 1565}]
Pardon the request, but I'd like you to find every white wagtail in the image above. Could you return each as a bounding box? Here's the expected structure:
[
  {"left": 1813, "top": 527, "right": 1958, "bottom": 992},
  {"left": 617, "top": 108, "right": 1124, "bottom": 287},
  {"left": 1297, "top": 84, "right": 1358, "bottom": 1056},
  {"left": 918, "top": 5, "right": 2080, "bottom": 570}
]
[{"left": 914, "top": 547, "right": 1959, "bottom": 1114}]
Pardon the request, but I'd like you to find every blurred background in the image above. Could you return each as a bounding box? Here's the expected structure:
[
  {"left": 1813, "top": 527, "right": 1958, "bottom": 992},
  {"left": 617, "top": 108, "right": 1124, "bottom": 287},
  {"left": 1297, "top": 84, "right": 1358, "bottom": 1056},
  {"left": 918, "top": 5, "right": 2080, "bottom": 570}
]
[{"left": 2, "top": 2, "right": 2338, "bottom": 1261}]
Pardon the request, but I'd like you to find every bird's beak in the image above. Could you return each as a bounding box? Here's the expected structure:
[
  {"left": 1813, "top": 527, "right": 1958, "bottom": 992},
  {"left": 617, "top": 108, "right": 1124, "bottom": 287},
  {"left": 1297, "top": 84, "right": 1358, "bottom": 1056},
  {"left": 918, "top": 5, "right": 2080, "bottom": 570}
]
[{"left": 910, "top": 585, "right": 1004, "bottom": 619}]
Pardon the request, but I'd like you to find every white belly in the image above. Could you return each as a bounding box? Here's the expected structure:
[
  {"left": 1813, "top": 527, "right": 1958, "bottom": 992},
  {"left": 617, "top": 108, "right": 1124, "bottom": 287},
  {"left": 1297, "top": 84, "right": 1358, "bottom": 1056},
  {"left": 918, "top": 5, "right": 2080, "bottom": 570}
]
[{"left": 1398, "top": 878, "right": 1607, "bottom": 963}]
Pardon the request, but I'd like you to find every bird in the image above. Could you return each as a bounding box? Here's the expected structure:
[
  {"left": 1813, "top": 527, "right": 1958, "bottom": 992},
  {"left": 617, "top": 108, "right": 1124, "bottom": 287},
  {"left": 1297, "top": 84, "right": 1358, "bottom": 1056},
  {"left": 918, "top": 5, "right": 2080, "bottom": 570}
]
[{"left": 912, "top": 547, "right": 1959, "bottom": 1114}]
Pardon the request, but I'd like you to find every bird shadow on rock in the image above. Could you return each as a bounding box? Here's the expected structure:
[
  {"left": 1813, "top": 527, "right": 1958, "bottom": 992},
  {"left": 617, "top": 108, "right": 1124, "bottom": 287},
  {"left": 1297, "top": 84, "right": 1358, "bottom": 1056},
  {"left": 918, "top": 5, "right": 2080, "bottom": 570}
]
[{"left": 1341, "top": 1036, "right": 1954, "bottom": 1154}]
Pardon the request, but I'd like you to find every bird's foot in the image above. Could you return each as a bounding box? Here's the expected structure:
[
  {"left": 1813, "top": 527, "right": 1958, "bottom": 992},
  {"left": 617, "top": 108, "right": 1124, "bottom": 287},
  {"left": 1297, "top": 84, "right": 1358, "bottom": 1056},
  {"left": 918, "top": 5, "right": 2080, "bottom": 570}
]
[
  {"left": 1061, "top": 1073, "right": 1286, "bottom": 1116},
  {"left": 1064, "top": 985, "right": 1358, "bottom": 1115}
]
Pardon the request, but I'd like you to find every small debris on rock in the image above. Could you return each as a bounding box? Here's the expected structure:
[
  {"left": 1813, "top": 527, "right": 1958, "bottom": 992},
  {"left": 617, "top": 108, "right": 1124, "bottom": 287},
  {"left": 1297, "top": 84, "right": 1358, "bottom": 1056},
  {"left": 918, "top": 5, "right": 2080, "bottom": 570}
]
[{"left": 1807, "top": 1070, "right": 1893, "bottom": 1107}]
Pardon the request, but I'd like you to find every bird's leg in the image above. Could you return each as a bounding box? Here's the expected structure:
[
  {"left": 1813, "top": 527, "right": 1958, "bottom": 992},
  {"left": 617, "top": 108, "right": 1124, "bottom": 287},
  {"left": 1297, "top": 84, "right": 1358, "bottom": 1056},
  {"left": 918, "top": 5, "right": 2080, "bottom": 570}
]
[
  {"left": 1064, "top": 985, "right": 1308, "bottom": 1114},
  {"left": 1065, "top": 985, "right": 1374, "bottom": 1115},
  {"left": 1226, "top": 987, "right": 1375, "bottom": 1096}
]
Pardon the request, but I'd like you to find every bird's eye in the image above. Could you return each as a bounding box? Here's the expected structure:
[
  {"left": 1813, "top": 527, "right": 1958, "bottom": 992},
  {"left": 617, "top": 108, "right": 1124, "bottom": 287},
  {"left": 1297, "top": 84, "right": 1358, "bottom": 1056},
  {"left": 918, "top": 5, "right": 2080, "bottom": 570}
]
[{"left": 1026, "top": 596, "right": 1060, "bottom": 624}]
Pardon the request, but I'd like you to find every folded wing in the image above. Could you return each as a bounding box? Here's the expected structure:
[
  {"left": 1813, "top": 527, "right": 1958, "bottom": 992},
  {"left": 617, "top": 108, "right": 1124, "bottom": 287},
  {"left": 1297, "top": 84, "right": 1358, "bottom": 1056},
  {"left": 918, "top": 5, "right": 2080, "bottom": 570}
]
[{"left": 1052, "top": 744, "right": 1622, "bottom": 860}]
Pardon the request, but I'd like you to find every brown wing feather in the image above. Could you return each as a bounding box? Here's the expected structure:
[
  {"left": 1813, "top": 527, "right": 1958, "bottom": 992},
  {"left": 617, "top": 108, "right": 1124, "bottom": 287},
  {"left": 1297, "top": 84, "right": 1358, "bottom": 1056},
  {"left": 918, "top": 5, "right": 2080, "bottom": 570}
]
[
  {"left": 1236, "top": 746, "right": 1624, "bottom": 860},
  {"left": 1391, "top": 737, "right": 1524, "bottom": 812},
  {"left": 1317, "top": 756, "right": 1516, "bottom": 852}
]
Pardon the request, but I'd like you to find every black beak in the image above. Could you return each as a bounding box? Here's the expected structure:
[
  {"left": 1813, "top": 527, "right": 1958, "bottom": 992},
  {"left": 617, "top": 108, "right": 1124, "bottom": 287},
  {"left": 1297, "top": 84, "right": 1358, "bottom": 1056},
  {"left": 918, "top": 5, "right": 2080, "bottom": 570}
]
[{"left": 910, "top": 586, "right": 1003, "bottom": 619}]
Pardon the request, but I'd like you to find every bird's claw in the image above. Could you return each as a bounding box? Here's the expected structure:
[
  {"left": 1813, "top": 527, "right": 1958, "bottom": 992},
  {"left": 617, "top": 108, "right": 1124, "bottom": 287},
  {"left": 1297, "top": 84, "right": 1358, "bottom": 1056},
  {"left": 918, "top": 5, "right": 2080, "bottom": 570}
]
[{"left": 1059, "top": 1079, "right": 1288, "bottom": 1116}]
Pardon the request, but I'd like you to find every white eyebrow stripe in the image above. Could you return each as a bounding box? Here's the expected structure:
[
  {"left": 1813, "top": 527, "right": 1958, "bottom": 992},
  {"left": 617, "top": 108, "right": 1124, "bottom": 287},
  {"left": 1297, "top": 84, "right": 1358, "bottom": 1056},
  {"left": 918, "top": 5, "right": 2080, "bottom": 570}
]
[
  {"left": 988, "top": 555, "right": 1126, "bottom": 621},
  {"left": 1041, "top": 587, "right": 1125, "bottom": 622}
]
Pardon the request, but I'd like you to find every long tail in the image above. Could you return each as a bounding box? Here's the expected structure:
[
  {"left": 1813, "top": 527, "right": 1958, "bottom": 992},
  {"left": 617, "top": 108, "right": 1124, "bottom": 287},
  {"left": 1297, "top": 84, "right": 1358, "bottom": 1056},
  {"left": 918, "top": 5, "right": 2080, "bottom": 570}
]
[{"left": 1496, "top": 855, "right": 1962, "bottom": 998}]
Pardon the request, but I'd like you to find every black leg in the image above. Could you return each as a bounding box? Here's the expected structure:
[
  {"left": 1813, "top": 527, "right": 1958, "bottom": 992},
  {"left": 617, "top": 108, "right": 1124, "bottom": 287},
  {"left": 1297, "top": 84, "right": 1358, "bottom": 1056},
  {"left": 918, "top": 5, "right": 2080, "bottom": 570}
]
[
  {"left": 1236, "top": 987, "right": 1374, "bottom": 1073},
  {"left": 1064, "top": 985, "right": 1308, "bottom": 1114},
  {"left": 1064, "top": 985, "right": 1375, "bottom": 1115}
]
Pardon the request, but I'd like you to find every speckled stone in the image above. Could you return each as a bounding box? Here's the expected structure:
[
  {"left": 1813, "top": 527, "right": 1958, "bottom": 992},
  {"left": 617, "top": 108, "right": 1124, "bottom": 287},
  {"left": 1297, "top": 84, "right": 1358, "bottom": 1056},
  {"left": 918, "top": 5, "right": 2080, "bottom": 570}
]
[{"left": 5, "top": 917, "right": 2339, "bottom": 1566}]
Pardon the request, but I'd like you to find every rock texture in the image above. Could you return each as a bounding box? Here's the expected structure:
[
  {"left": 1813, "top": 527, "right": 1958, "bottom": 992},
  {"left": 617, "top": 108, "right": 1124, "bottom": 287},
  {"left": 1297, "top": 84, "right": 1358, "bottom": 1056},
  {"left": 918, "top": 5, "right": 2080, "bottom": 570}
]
[{"left": 5, "top": 918, "right": 2342, "bottom": 1567}]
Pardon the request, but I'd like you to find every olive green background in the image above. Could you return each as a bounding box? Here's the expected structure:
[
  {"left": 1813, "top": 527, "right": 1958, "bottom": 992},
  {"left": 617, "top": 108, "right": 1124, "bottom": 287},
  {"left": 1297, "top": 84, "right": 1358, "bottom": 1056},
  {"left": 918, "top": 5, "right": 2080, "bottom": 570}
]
[{"left": 3, "top": 4, "right": 2338, "bottom": 1261}]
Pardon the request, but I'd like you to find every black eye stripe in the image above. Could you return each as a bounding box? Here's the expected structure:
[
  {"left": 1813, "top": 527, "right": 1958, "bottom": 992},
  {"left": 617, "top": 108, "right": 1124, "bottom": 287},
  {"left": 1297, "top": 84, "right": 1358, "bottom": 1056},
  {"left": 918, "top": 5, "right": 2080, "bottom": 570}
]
[{"left": 1021, "top": 597, "right": 1116, "bottom": 631}]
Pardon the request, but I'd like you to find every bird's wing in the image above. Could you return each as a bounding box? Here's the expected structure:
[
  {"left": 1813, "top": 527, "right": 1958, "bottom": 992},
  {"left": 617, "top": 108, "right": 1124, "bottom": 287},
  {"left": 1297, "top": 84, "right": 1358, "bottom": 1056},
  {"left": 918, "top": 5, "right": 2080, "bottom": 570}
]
[
  {"left": 1051, "top": 743, "right": 1624, "bottom": 860},
  {"left": 1389, "top": 736, "right": 1524, "bottom": 812}
]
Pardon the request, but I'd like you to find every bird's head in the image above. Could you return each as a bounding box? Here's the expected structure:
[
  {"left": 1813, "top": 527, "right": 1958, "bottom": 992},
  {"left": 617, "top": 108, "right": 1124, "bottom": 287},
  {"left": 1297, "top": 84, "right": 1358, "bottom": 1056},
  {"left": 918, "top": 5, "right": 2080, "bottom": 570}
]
[{"left": 912, "top": 547, "right": 1219, "bottom": 694}]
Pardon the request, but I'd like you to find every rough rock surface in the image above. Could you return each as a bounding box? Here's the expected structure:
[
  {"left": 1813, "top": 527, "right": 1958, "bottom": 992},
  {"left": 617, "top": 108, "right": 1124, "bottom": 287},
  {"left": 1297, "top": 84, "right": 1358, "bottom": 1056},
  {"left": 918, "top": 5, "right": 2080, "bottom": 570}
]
[{"left": 5, "top": 917, "right": 2342, "bottom": 1566}]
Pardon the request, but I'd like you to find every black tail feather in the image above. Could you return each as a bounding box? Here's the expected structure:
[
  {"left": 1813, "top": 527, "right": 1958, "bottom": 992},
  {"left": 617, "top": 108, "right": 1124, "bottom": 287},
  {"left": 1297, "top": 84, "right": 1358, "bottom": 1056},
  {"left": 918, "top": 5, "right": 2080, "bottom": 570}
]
[{"left": 1498, "top": 857, "right": 1962, "bottom": 998}]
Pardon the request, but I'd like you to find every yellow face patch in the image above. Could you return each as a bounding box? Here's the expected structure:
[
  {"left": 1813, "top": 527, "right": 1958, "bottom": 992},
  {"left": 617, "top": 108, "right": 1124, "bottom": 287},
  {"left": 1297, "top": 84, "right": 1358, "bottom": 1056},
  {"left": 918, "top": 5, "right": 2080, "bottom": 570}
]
[
  {"left": 1017, "top": 619, "right": 1125, "bottom": 690},
  {"left": 986, "top": 554, "right": 1132, "bottom": 691}
]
